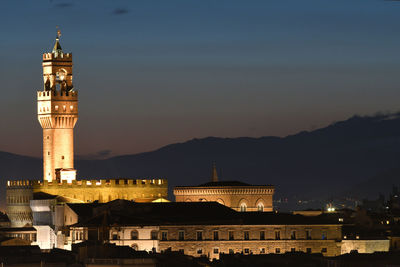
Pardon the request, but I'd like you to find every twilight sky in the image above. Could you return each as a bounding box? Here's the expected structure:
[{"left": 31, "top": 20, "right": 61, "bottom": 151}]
[{"left": 0, "top": 0, "right": 400, "bottom": 158}]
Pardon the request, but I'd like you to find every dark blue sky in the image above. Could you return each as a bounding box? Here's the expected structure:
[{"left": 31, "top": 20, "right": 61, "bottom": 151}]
[{"left": 1, "top": 0, "right": 400, "bottom": 157}]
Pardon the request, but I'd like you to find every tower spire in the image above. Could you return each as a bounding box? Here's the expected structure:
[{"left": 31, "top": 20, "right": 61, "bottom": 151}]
[
  {"left": 52, "top": 27, "right": 63, "bottom": 55},
  {"left": 211, "top": 162, "right": 219, "bottom": 182}
]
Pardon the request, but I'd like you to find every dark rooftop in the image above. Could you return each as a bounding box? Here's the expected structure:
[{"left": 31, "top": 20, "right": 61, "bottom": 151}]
[{"left": 72, "top": 200, "right": 339, "bottom": 227}]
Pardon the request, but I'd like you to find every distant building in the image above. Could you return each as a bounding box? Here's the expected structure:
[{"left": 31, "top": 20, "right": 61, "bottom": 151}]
[{"left": 174, "top": 163, "right": 274, "bottom": 212}]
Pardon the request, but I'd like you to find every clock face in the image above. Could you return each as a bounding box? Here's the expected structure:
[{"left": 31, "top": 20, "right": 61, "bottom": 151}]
[{"left": 56, "top": 70, "right": 66, "bottom": 82}]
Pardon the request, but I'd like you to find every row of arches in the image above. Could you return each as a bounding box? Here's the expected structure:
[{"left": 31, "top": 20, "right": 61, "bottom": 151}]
[{"left": 185, "top": 198, "right": 267, "bottom": 212}]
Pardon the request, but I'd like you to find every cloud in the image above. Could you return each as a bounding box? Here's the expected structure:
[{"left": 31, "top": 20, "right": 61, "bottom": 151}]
[
  {"left": 76, "top": 150, "right": 113, "bottom": 160},
  {"left": 112, "top": 8, "right": 130, "bottom": 15}
]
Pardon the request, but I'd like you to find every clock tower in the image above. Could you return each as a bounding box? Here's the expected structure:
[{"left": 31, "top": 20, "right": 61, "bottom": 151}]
[{"left": 37, "top": 31, "right": 78, "bottom": 182}]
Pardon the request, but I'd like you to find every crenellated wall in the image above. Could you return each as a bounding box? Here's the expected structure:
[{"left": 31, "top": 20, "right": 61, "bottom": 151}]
[{"left": 6, "top": 178, "right": 168, "bottom": 227}]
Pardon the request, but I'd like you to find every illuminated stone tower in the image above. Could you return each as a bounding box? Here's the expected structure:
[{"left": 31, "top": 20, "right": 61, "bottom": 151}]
[{"left": 37, "top": 32, "right": 78, "bottom": 182}]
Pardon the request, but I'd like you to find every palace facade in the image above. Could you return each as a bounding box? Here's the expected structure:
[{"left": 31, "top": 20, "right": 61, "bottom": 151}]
[
  {"left": 174, "top": 164, "right": 274, "bottom": 212},
  {"left": 5, "top": 33, "right": 167, "bottom": 228}
]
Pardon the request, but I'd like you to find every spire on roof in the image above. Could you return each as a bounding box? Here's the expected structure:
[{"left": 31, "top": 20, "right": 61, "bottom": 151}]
[
  {"left": 211, "top": 162, "right": 219, "bottom": 182},
  {"left": 52, "top": 27, "right": 63, "bottom": 56}
]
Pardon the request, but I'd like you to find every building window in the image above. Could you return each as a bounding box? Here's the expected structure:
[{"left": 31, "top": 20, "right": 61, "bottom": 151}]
[
  {"left": 213, "top": 248, "right": 219, "bottom": 254},
  {"left": 55, "top": 105, "right": 59, "bottom": 111},
  {"left": 306, "top": 230, "right": 311, "bottom": 240},
  {"left": 131, "top": 230, "right": 138, "bottom": 240},
  {"left": 240, "top": 203, "right": 247, "bottom": 212},
  {"left": 61, "top": 156, "right": 64, "bottom": 160},
  {"left": 291, "top": 231, "right": 296, "bottom": 240},
  {"left": 80, "top": 232, "right": 83, "bottom": 240},
  {"left": 112, "top": 233, "right": 118, "bottom": 240},
  {"left": 197, "top": 231, "right": 203, "bottom": 241},
  {"left": 291, "top": 248, "right": 296, "bottom": 252},
  {"left": 321, "top": 248, "right": 327, "bottom": 253},
  {"left": 257, "top": 203, "right": 264, "bottom": 212},
  {"left": 244, "top": 248, "right": 250, "bottom": 254},
  {"left": 161, "top": 231, "right": 168, "bottom": 241},
  {"left": 306, "top": 248, "right": 312, "bottom": 253},
  {"left": 229, "top": 249, "right": 234, "bottom": 254},
  {"left": 178, "top": 230, "right": 185, "bottom": 241},
  {"left": 244, "top": 231, "right": 249, "bottom": 240},
  {"left": 197, "top": 248, "right": 203, "bottom": 255},
  {"left": 275, "top": 231, "right": 280, "bottom": 240},
  {"left": 322, "top": 231, "right": 327, "bottom": 240},
  {"left": 229, "top": 231, "right": 234, "bottom": 240},
  {"left": 260, "top": 231, "right": 265, "bottom": 240},
  {"left": 151, "top": 231, "right": 158, "bottom": 240},
  {"left": 260, "top": 248, "right": 266, "bottom": 254},
  {"left": 213, "top": 231, "right": 219, "bottom": 240},
  {"left": 48, "top": 152, "right": 50, "bottom": 155}
]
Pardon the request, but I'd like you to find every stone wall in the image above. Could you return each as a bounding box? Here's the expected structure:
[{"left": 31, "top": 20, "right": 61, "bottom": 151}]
[
  {"left": 341, "top": 239, "right": 390, "bottom": 254},
  {"left": 159, "top": 224, "right": 342, "bottom": 259},
  {"left": 6, "top": 179, "right": 168, "bottom": 227}
]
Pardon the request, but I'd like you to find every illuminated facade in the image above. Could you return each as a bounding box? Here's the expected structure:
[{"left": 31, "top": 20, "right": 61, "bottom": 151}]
[
  {"left": 5, "top": 33, "right": 168, "bottom": 229},
  {"left": 39, "top": 35, "right": 77, "bottom": 183},
  {"left": 174, "top": 164, "right": 274, "bottom": 212}
]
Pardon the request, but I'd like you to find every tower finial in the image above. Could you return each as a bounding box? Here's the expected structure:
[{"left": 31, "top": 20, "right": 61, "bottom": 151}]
[
  {"left": 52, "top": 26, "right": 63, "bottom": 55},
  {"left": 211, "top": 162, "right": 218, "bottom": 182},
  {"left": 56, "top": 26, "right": 61, "bottom": 39}
]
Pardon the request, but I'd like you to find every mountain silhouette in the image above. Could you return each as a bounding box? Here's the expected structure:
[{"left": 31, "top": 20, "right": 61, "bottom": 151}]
[{"left": 1, "top": 113, "right": 400, "bottom": 210}]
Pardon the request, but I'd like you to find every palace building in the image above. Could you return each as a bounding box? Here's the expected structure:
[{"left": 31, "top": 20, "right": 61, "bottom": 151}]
[
  {"left": 174, "top": 164, "right": 274, "bottom": 212},
  {"left": 6, "top": 33, "right": 168, "bottom": 228}
]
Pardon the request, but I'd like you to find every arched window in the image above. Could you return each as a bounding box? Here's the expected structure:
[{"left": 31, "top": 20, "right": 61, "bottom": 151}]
[
  {"left": 216, "top": 198, "right": 225, "bottom": 205},
  {"left": 257, "top": 203, "right": 264, "bottom": 212},
  {"left": 131, "top": 230, "right": 138, "bottom": 240},
  {"left": 240, "top": 203, "right": 247, "bottom": 212}
]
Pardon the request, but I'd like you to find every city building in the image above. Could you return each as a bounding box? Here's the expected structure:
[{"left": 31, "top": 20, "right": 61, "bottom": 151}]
[
  {"left": 5, "top": 33, "right": 167, "bottom": 230},
  {"left": 68, "top": 200, "right": 344, "bottom": 259},
  {"left": 174, "top": 164, "right": 274, "bottom": 212}
]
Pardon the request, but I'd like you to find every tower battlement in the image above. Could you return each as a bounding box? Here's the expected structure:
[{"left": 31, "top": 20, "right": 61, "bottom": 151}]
[
  {"left": 37, "top": 90, "right": 78, "bottom": 99},
  {"left": 43, "top": 52, "right": 72, "bottom": 61}
]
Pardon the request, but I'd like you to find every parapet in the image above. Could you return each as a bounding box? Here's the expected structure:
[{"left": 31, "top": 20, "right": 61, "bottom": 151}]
[
  {"left": 42, "top": 52, "right": 72, "bottom": 61},
  {"left": 37, "top": 90, "right": 78, "bottom": 100},
  {"left": 7, "top": 180, "right": 34, "bottom": 188},
  {"left": 7, "top": 178, "right": 167, "bottom": 189}
]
